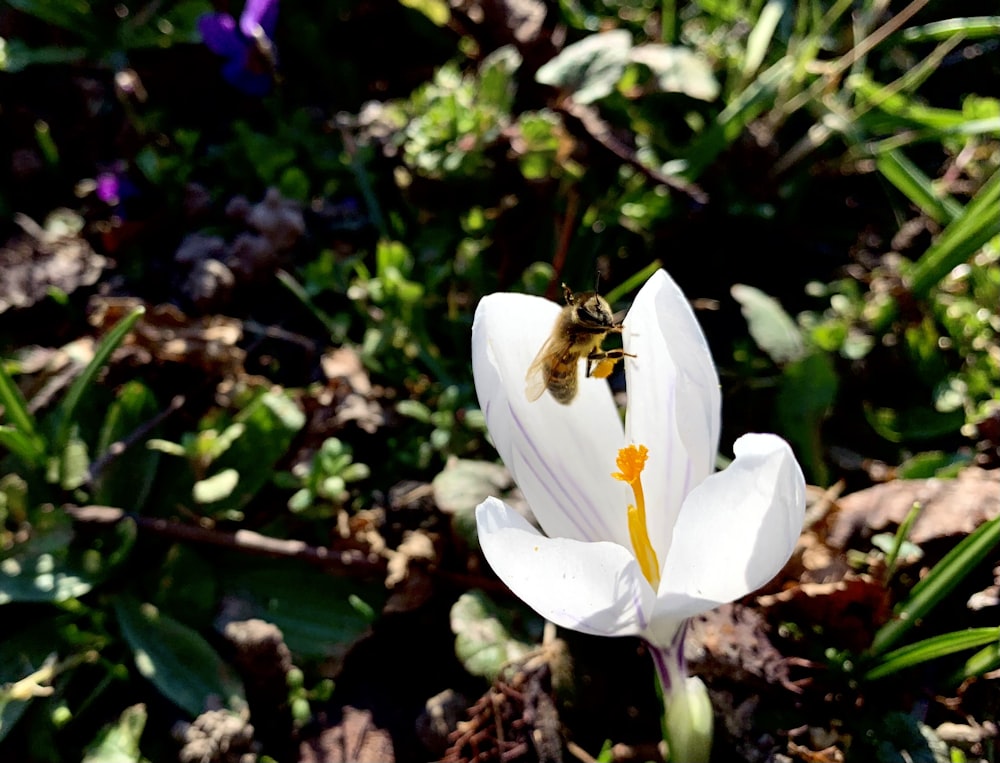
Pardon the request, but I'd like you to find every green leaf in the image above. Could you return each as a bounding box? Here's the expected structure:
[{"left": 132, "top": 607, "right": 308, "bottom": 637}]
[
  {"left": 0, "top": 514, "right": 135, "bottom": 605},
  {"left": 192, "top": 469, "right": 240, "bottom": 504},
  {"left": 82, "top": 703, "right": 147, "bottom": 763},
  {"left": 114, "top": 597, "right": 245, "bottom": 717},
  {"left": 628, "top": 45, "right": 719, "bottom": 100},
  {"left": 775, "top": 352, "right": 838, "bottom": 485},
  {"left": 0, "top": 519, "right": 92, "bottom": 605},
  {"left": 871, "top": 513, "right": 1000, "bottom": 656},
  {"left": 0, "top": 360, "right": 44, "bottom": 466},
  {"left": 58, "top": 433, "right": 90, "bottom": 491},
  {"left": 535, "top": 29, "right": 633, "bottom": 104},
  {"left": 732, "top": 284, "right": 805, "bottom": 364},
  {"left": 219, "top": 561, "right": 384, "bottom": 660},
  {"left": 865, "top": 627, "right": 1000, "bottom": 681},
  {"left": 895, "top": 451, "right": 971, "bottom": 480},
  {"left": 451, "top": 590, "right": 534, "bottom": 681},
  {"left": 864, "top": 405, "right": 965, "bottom": 443},
  {"left": 207, "top": 391, "right": 305, "bottom": 514},
  {"left": 432, "top": 459, "right": 510, "bottom": 514},
  {"left": 52, "top": 307, "right": 145, "bottom": 461},
  {"left": 278, "top": 166, "right": 310, "bottom": 202},
  {"left": 398, "top": 0, "right": 451, "bottom": 25},
  {"left": 93, "top": 381, "right": 162, "bottom": 510},
  {"left": 396, "top": 399, "right": 432, "bottom": 423},
  {"left": 0, "top": 39, "right": 87, "bottom": 72}
]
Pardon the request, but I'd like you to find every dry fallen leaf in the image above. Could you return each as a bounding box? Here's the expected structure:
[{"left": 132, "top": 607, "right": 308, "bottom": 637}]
[
  {"left": 0, "top": 211, "right": 107, "bottom": 314},
  {"left": 685, "top": 603, "right": 795, "bottom": 690},
  {"left": 89, "top": 296, "right": 246, "bottom": 377},
  {"left": 299, "top": 706, "right": 394, "bottom": 763},
  {"left": 829, "top": 467, "right": 1000, "bottom": 549},
  {"left": 758, "top": 577, "right": 891, "bottom": 653}
]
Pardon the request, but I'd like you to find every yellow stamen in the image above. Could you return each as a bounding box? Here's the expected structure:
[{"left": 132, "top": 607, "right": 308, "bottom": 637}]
[{"left": 611, "top": 444, "right": 660, "bottom": 589}]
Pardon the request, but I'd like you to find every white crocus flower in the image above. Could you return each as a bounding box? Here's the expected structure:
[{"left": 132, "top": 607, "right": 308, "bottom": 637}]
[{"left": 471, "top": 269, "right": 806, "bottom": 762}]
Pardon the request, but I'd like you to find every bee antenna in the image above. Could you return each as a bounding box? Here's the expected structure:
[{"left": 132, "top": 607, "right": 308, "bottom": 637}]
[{"left": 594, "top": 271, "right": 601, "bottom": 293}]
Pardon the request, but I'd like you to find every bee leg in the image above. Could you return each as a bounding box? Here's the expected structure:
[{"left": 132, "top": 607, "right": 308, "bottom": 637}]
[{"left": 586, "top": 348, "right": 637, "bottom": 378}]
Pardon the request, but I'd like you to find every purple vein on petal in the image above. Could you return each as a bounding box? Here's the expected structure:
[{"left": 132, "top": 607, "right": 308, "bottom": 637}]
[
  {"left": 509, "top": 404, "right": 613, "bottom": 541},
  {"left": 634, "top": 588, "right": 648, "bottom": 630}
]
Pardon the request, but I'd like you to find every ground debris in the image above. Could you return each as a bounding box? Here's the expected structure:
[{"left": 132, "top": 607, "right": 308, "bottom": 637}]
[
  {"left": 174, "top": 708, "right": 258, "bottom": 763},
  {"left": 417, "top": 689, "right": 470, "bottom": 759},
  {"left": 685, "top": 603, "right": 800, "bottom": 690},
  {"left": 758, "top": 576, "right": 891, "bottom": 653},
  {"left": 222, "top": 618, "right": 295, "bottom": 757},
  {"left": 299, "top": 707, "right": 394, "bottom": 763},
  {"left": 442, "top": 646, "right": 565, "bottom": 763},
  {"left": 88, "top": 296, "right": 246, "bottom": 376},
  {"left": 829, "top": 467, "right": 1000, "bottom": 549},
  {"left": 0, "top": 210, "right": 108, "bottom": 313}
]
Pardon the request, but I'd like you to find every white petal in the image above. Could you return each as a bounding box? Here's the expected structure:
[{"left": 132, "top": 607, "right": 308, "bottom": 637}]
[
  {"left": 622, "top": 270, "right": 721, "bottom": 559},
  {"left": 641, "top": 591, "right": 714, "bottom": 649},
  {"left": 472, "top": 292, "right": 629, "bottom": 546},
  {"left": 476, "top": 497, "right": 655, "bottom": 637},
  {"left": 658, "top": 433, "right": 805, "bottom": 604}
]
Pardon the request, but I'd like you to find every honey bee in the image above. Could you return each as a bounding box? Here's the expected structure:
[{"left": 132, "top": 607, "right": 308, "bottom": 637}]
[{"left": 525, "top": 283, "right": 634, "bottom": 405}]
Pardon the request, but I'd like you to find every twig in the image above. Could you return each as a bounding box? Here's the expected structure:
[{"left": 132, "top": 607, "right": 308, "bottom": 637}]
[
  {"left": 87, "top": 395, "right": 186, "bottom": 484},
  {"left": 549, "top": 189, "right": 579, "bottom": 300},
  {"left": 65, "top": 505, "right": 385, "bottom": 574},
  {"left": 560, "top": 100, "right": 708, "bottom": 204}
]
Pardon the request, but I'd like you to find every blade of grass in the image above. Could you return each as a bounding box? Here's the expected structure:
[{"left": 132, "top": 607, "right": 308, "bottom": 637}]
[
  {"left": 947, "top": 640, "right": 1000, "bottom": 685},
  {"left": 0, "top": 361, "right": 45, "bottom": 465},
  {"left": 0, "top": 427, "right": 45, "bottom": 466},
  {"left": 907, "top": 167, "right": 1000, "bottom": 298},
  {"left": 741, "top": 0, "right": 786, "bottom": 83},
  {"left": 883, "top": 501, "right": 923, "bottom": 581},
  {"left": 603, "top": 259, "right": 663, "bottom": 306},
  {"left": 680, "top": 57, "right": 794, "bottom": 181},
  {"left": 276, "top": 269, "right": 345, "bottom": 340},
  {"left": 901, "top": 16, "right": 1000, "bottom": 42},
  {"left": 870, "top": 513, "right": 1000, "bottom": 656},
  {"left": 875, "top": 150, "right": 963, "bottom": 225},
  {"left": 864, "top": 627, "right": 1000, "bottom": 681},
  {"left": 52, "top": 306, "right": 145, "bottom": 459}
]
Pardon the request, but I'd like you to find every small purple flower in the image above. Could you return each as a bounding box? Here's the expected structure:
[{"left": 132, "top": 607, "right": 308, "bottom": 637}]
[
  {"left": 96, "top": 172, "right": 122, "bottom": 205},
  {"left": 198, "top": 0, "right": 279, "bottom": 96},
  {"left": 95, "top": 164, "right": 139, "bottom": 212}
]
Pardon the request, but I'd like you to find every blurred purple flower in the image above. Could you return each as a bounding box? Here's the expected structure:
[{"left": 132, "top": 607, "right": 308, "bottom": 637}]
[
  {"left": 96, "top": 172, "right": 122, "bottom": 205},
  {"left": 95, "top": 165, "right": 139, "bottom": 210},
  {"left": 198, "top": 0, "right": 279, "bottom": 96}
]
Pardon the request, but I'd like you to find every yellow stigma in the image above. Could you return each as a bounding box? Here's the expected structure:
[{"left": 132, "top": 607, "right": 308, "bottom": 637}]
[{"left": 611, "top": 445, "right": 660, "bottom": 589}]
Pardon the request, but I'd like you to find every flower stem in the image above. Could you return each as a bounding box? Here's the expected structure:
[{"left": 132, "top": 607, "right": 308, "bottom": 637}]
[{"left": 648, "top": 626, "right": 714, "bottom": 763}]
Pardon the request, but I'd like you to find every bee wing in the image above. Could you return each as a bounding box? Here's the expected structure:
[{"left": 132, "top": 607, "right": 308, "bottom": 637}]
[{"left": 524, "top": 334, "right": 564, "bottom": 402}]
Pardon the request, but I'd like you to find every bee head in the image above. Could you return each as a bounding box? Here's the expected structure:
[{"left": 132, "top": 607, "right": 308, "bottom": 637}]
[{"left": 574, "top": 293, "right": 614, "bottom": 328}]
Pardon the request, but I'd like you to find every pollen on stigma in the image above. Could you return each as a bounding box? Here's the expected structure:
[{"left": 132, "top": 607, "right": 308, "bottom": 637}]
[{"left": 612, "top": 444, "right": 661, "bottom": 589}]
